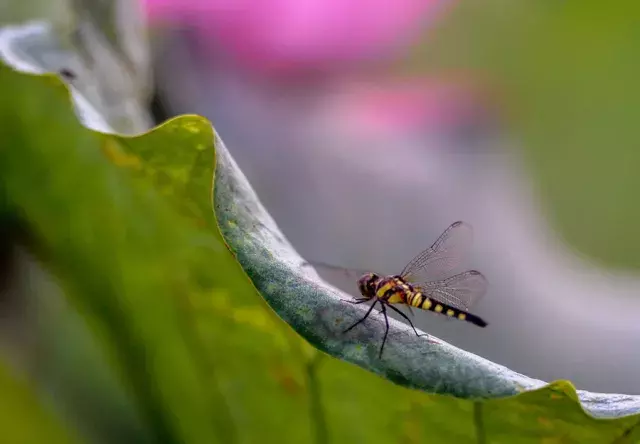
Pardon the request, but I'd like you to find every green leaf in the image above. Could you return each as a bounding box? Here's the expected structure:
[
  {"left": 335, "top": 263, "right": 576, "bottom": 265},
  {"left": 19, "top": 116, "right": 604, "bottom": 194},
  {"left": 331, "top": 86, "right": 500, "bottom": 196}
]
[
  {"left": 3, "top": 20, "right": 640, "bottom": 444},
  {"left": 0, "top": 360, "right": 80, "bottom": 444},
  {"left": 0, "top": 64, "right": 233, "bottom": 443}
]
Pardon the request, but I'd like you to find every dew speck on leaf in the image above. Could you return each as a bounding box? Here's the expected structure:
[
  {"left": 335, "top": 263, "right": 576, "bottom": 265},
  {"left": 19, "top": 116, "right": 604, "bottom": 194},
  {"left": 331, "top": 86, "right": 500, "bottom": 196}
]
[{"left": 183, "top": 122, "right": 201, "bottom": 134}]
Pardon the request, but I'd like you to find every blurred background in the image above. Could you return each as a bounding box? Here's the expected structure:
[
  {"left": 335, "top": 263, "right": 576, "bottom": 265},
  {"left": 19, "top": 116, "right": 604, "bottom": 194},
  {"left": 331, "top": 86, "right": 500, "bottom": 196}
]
[{"left": 2, "top": 0, "right": 640, "bottom": 413}]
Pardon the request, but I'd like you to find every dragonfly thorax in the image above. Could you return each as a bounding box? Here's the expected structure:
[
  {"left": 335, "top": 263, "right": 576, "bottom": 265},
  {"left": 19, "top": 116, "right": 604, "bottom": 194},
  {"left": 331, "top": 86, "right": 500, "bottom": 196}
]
[{"left": 357, "top": 272, "right": 381, "bottom": 299}]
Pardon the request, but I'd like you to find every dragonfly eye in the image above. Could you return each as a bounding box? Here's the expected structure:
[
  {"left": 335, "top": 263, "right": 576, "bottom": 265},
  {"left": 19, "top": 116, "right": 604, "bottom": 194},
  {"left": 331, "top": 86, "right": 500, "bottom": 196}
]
[
  {"left": 368, "top": 274, "right": 380, "bottom": 290},
  {"left": 357, "top": 273, "right": 378, "bottom": 297}
]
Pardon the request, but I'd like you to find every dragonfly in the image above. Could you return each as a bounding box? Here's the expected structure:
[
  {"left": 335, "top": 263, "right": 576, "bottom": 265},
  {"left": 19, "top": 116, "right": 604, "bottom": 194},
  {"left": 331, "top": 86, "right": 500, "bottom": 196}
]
[{"left": 306, "top": 221, "right": 489, "bottom": 359}]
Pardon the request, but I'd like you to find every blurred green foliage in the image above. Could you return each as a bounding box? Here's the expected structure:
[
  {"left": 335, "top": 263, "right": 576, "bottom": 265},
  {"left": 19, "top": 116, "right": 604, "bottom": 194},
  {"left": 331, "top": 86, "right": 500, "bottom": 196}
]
[
  {"left": 0, "top": 0, "right": 70, "bottom": 27},
  {"left": 413, "top": 1, "right": 640, "bottom": 270},
  {"left": 1, "top": 63, "right": 640, "bottom": 443},
  {"left": 0, "top": 361, "right": 79, "bottom": 443}
]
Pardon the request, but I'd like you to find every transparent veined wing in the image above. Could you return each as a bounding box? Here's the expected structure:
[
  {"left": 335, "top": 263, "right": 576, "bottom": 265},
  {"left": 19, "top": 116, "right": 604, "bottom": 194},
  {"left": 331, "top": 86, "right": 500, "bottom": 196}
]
[
  {"left": 400, "top": 221, "right": 474, "bottom": 283},
  {"left": 415, "top": 270, "right": 487, "bottom": 312},
  {"left": 301, "top": 260, "right": 377, "bottom": 282}
]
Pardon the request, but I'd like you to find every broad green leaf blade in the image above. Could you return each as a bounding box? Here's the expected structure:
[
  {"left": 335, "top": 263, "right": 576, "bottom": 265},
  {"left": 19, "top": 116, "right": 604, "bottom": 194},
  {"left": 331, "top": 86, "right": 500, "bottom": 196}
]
[
  {"left": 0, "top": 65, "right": 233, "bottom": 444},
  {"left": 30, "top": 258, "right": 157, "bottom": 444},
  {"left": 0, "top": 21, "right": 157, "bottom": 443},
  {"left": 0, "top": 360, "right": 80, "bottom": 444}
]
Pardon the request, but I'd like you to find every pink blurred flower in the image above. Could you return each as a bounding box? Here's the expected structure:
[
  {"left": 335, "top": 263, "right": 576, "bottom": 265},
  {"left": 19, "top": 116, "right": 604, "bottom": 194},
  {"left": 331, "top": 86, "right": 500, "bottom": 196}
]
[
  {"left": 316, "top": 75, "right": 494, "bottom": 139},
  {"left": 143, "top": 0, "right": 454, "bottom": 75}
]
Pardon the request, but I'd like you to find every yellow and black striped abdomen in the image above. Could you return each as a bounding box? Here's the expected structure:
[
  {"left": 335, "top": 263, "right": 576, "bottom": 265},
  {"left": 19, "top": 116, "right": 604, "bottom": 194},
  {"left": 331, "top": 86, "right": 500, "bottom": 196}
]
[
  {"left": 407, "top": 291, "right": 487, "bottom": 327},
  {"left": 375, "top": 277, "right": 409, "bottom": 304}
]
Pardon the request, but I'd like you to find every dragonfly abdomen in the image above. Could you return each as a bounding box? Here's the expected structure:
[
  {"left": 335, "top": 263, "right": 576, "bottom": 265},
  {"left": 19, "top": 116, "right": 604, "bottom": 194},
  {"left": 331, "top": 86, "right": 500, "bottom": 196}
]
[{"left": 407, "top": 291, "right": 488, "bottom": 327}]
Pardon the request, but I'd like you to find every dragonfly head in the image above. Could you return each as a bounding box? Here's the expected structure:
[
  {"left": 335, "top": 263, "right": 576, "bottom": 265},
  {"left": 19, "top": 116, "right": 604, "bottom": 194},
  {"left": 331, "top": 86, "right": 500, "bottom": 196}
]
[{"left": 357, "top": 272, "right": 380, "bottom": 299}]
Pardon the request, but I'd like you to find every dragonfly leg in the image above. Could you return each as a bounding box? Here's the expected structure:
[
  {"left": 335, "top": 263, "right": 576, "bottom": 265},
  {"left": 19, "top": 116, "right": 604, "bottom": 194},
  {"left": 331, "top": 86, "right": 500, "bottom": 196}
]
[
  {"left": 379, "top": 303, "right": 390, "bottom": 359},
  {"left": 343, "top": 299, "right": 378, "bottom": 333},
  {"left": 387, "top": 304, "right": 429, "bottom": 339},
  {"left": 406, "top": 305, "right": 415, "bottom": 317},
  {"left": 341, "top": 298, "right": 370, "bottom": 304}
]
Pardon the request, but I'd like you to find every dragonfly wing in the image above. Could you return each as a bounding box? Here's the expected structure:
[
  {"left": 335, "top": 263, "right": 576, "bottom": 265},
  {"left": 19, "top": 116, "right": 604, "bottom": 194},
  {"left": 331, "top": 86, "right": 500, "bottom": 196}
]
[
  {"left": 400, "top": 221, "right": 473, "bottom": 283},
  {"left": 417, "top": 270, "right": 488, "bottom": 312},
  {"left": 302, "top": 259, "right": 378, "bottom": 282}
]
